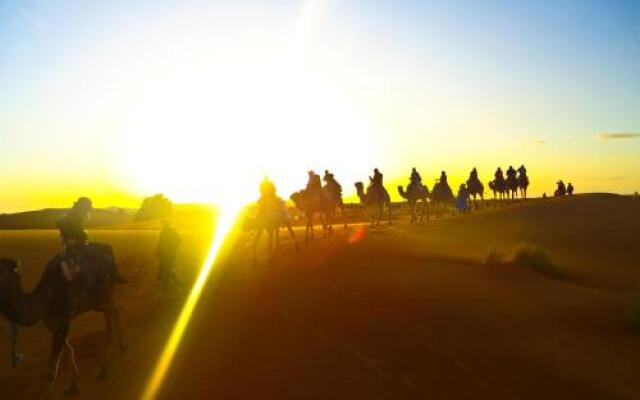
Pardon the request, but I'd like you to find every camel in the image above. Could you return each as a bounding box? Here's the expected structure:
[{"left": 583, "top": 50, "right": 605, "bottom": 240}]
[
  {"left": 354, "top": 181, "right": 392, "bottom": 226},
  {"left": 290, "top": 189, "right": 330, "bottom": 242},
  {"left": 0, "top": 257, "right": 125, "bottom": 394},
  {"left": 251, "top": 197, "right": 299, "bottom": 259},
  {"left": 322, "top": 177, "right": 347, "bottom": 232},
  {"left": 518, "top": 171, "right": 529, "bottom": 199},
  {"left": 506, "top": 173, "right": 519, "bottom": 200},
  {"left": 488, "top": 179, "right": 508, "bottom": 200},
  {"left": 465, "top": 176, "right": 485, "bottom": 209},
  {"left": 430, "top": 179, "right": 455, "bottom": 217},
  {"left": 397, "top": 182, "right": 429, "bottom": 222}
]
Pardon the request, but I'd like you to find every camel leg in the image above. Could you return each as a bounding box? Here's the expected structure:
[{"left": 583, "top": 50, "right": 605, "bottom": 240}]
[
  {"left": 96, "top": 311, "right": 114, "bottom": 381},
  {"left": 253, "top": 229, "right": 263, "bottom": 262},
  {"left": 341, "top": 204, "right": 347, "bottom": 230},
  {"left": 47, "top": 323, "right": 69, "bottom": 385},
  {"left": 305, "top": 215, "right": 312, "bottom": 243},
  {"left": 425, "top": 199, "right": 430, "bottom": 221},
  {"left": 111, "top": 307, "right": 127, "bottom": 353},
  {"left": 10, "top": 323, "right": 22, "bottom": 367},
  {"left": 63, "top": 339, "right": 80, "bottom": 395},
  {"left": 274, "top": 228, "right": 280, "bottom": 255},
  {"left": 286, "top": 223, "right": 300, "bottom": 250},
  {"left": 387, "top": 202, "right": 393, "bottom": 225}
]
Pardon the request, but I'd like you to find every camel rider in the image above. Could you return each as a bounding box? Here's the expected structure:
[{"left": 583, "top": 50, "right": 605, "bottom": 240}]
[
  {"left": 439, "top": 171, "right": 448, "bottom": 185},
  {"left": 260, "top": 176, "right": 277, "bottom": 198},
  {"left": 506, "top": 166, "right": 517, "bottom": 180},
  {"left": 306, "top": 170, "right": 322, "bottom": 193},
  {"left": 470, "top": 167, "right": 479, "bottom": 182},
  {"left": 370, "top": 168, "right": 383, "bottom": 187},
  {"left": 56, "top": 197, "right": 127, "bottom": 283},
  {"left": 495, "top": 167, "right": 504, "bottom": 182},
  {"left": 257, "top": 178, "right": 298, "bottom": 246},
  {"left": 323, "top": 170, "right": 331, "bottom": 183},
  {"left": 557, "top": 180, "right": 566, "bottom": 196},
  {"left": 456, "top": 184, "right": 469, "bottom": 213},
  {"left": 323, "top": 171, "right": 342, "bottom": 195},
  {"left": 410, "top": 167, "right": 422, "bottom": 185},
  {"left": 517, "top": 165, "right": 527, "bottom": 177}
]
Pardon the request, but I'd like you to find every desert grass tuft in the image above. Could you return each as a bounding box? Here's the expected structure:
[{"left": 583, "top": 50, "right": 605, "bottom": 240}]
[{"left": 484, "top": 242, "right": 566, "bottom": 280}]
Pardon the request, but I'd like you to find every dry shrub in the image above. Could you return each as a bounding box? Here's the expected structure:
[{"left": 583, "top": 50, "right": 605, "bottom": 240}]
[{"left": 484, "top": 242, "right": 565, "bottom": 280}]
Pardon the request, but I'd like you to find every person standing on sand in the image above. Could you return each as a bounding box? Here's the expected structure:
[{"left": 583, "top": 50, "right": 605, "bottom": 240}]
[
  {"left": 156, "top": 219, "right": 181, "bottom": 284},
  {"left": 567, "top": 183, "right": 574, "bottom": 195},
  {"left": 456, "top": 184, "right": 469, "bottom": 214}
]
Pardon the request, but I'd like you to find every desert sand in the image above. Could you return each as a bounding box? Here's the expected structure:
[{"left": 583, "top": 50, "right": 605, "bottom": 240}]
[{"left": 1, "top": 194, "right": 640, "bottom": 399}]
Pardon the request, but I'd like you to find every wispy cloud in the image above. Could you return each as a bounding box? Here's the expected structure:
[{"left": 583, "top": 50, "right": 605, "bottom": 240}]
[
  {"left": 596, "top": 132, "right": 640, "bottom": 141},
  {"left": 533, "top": 138, "right": 547, "bottom": 145}
]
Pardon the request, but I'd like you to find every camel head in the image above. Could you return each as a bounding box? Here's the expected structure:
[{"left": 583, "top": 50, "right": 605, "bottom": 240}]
[
  {"left": 290, "top": 191, "right": 303, "bottom": 209},
  {"left": 0, "top": 258, "right": 22, "bottom": 317},
  {"left": 354, "top": 182, "right": 365, "bottom": 200},
  {"left": 397, "top": 185, "right": 408, "bottom": 199}
]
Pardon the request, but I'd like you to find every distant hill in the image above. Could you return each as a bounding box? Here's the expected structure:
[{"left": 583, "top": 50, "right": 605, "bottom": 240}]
[
  {"left": 0, "top": 208, "right": 133, "bottom": 230},
  {"left": 0, "top": 203, "right": 219, "bottom": 230}
]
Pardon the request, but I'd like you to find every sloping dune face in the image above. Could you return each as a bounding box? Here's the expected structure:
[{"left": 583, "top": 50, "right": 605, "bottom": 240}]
[
  {"left": 406, "top": 194, "right": 640, "bottom": 290},
  {"left": 2, "top": 194, "right": 640, "bottom": 399}
]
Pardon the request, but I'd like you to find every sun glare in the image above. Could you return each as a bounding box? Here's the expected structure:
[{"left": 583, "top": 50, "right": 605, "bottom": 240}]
[
  {"left": 135, "top": 1, "right": 377, "bottom": 398},
  {"left": 117, "top": 0, "right": 378, "bottom": 205},
  {"left": 141, "top": 204, "right": 241, "bottom": 400}
]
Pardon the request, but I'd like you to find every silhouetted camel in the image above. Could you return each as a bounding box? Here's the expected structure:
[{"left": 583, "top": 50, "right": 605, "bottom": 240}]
[
  {"left": 466, "top": 176, "right": 485, "bottom": 209},
  {"left": 322, "top": 178, "right": 347, "bottom": 232},
  {"left": 430, "top": 179, "right": 455, "bottom": 217},
  {"left": 518, "top": 171, "right": 529, "bottom": 199},
  {"left": 397, "top": 183, "right": 429, "bottom": 222},
  {"left": 354, "top": 181, "right": 392, "bottom": 226},
  {"left": 506, "top": 173, "right": 519, "bottom": 200},
  {"left": 290, "top": 189, "right": 329, "bottom": 242},
  {"left": 252, "top": 197, "right": 299, "bottom": 259},
  {"left": 0, "top": 257, "right": 125, "bottom": 394},
  {"left": 488, "top": 179, "right": 508, "bottom": 200}
]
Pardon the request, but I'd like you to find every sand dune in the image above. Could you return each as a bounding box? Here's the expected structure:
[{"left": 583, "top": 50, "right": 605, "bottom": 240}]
[{"left": 1, "top": 194, "right": 640, "bottom": 399}]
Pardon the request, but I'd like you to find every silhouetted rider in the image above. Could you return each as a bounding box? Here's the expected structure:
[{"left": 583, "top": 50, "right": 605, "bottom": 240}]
[
  {"left": 370, "top": 168, "right": 383, "bottom": 186},
  {"left": 410, "top": 167, "right": 422, "bottom": 185},
  {"left": 556, "top": 180, "right": 567, "bottom": 196},
  {"left": 470, "top": 167, "right": 479, "bottom": 182},
  {"left": 439, "top": 171, "right": 448, "bottom": 185},
  {"left": 56, "top": 197, "right": 127, "bottom": 283},
  {"left": 306, "top": 170, "right": 322, "bottom": 193},
  {"left": 494, "top": 167, "right": 504, "bottom": 182},
  {"left": 517, "top": 165, "right": 527, "bottom": 177},
  {"left": 323, "top": 170, "right": 342, "bottom": 195},
  {"left": 506, "top": 166, "right": 517, "bottom": 180}
]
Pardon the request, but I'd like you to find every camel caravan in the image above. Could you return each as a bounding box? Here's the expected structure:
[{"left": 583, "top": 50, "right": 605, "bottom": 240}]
[
  {"left": 1, "top": 165, "right": 531, "bottom": 393},
  {"left": 253, "top": 165, "right": 531, "bottom": 252}
]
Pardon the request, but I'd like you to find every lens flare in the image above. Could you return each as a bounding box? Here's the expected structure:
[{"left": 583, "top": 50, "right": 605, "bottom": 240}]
[{"left": 140, "top": 206, "right": 240, "bottom": 400}]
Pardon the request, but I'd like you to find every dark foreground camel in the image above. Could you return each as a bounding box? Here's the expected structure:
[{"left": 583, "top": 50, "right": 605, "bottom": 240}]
[{"left": 0, "top": 257, "right": 125, "bottom": 394}]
